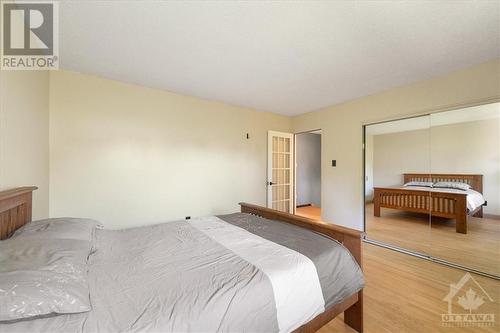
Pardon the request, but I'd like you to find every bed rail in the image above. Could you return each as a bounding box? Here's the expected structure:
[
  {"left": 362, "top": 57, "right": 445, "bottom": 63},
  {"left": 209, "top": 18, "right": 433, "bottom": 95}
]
[{"left": 373, "top": 187, "right": 467, "bottom": 233}]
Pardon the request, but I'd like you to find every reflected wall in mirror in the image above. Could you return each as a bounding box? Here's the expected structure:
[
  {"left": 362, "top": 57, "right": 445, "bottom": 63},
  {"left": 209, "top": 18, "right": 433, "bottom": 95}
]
[
  {"left": 365, "top": 115, "right": 432, "bottom": 254},
  {"left": 364, "top": 101, "right": 500, "bottom": 278},
  {"left": 429, "top": 102, "right": 500, "bottom": 276}
]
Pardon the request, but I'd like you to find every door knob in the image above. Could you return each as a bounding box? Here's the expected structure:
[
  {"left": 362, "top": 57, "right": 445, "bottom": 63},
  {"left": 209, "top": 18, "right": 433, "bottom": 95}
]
[{"left": 268, "top": 181, "right": 275, "bottom": 186}]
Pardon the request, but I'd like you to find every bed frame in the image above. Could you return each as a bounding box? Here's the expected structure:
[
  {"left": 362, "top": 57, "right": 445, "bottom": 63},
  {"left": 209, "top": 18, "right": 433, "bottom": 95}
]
[
  {"left": 240, "top": 203, "right": 363, "bottom": 333},
  {"left": 0, "top": 187, "right": 363, "bottom": 333},
  {"left": 373, "top": 173, "right": 483, "bottom": 234}
]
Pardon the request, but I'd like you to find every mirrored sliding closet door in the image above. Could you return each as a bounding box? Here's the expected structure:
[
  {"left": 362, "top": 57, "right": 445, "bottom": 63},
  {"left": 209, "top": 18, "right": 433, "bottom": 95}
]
[
  {"left": 364, "top": 101, "right": 500, "bottom": 278},
  {"left": 428, "top": 103, "right": 500, "bottom": 277}
]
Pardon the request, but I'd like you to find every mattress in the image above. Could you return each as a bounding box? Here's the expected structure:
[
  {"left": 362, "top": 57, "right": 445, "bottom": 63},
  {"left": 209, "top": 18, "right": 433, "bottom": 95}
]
[
  {"left": 1, "top": 213, "right": 364, "bottom": 333},
  {"left": 399, "top": 186, "right": 485, "bottom": 213}
]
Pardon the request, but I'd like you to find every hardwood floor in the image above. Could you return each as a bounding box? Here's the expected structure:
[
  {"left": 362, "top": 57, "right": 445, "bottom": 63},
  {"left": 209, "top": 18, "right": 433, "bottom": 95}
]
[
  {"left": 321, "top": 243, "right": 500, "bottom": 333},
  {"left": 365, "top": 203, "right": 500, "bottom": 276},
  {"left": 296, "top": 205, "right": 322, "bottom": 220}
]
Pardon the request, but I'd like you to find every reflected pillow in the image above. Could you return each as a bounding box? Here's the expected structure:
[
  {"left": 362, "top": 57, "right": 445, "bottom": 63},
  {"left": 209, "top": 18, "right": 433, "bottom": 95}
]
[
  {"left": 403, "top": 181, "right": 433, "bottom": 188},
  {"left": 433, "top": 181, "right": 471, "bottom": 191}
]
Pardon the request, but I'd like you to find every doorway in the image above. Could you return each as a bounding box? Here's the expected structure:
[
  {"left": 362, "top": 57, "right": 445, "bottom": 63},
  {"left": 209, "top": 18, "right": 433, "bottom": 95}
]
[{"left": 295, "top": 130, "right": 322, "bottom": 220}]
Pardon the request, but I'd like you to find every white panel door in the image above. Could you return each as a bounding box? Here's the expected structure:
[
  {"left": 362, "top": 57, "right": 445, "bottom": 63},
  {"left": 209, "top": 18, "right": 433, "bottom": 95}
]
[{"left": 267, "top": 131, "right": 294, "bottom": 213}]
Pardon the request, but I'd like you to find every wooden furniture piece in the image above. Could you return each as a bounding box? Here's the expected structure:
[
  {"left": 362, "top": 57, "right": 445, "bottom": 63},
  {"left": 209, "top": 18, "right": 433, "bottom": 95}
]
[
  {"left": 240, "top": 202, "right": 364, "bottom": 333},
  {"left": 373, "top": 173, "right": 483, "bottom": 234},
  {"left": 0, "top": 186, "right": 37, "bottom": 240},
  {"left": 0, "top": 188, "right": 363, "bottom": 333}
]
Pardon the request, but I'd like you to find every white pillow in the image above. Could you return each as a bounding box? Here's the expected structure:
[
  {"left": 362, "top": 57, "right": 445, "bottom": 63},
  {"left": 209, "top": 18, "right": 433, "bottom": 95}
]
[
  {"left": 404, "top": 181, "right": 433, "bottom": 188},
  {"left": 0, "top": 237, "right": 92, "bottom": 321},
  {"left": 433, "top": 181, "right": 471, "bottom": 191},
  {"left": 0, "top": 218, "right": 102, "bottom": 321},
  {"left": 12, "top": 218, "right": 102, "bottom": 251}
]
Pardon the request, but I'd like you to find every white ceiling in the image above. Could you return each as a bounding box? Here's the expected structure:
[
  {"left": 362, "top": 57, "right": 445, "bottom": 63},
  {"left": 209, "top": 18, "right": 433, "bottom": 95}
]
[
  {"left": 59, "top": 1, "right": 499, "bottom": 116},
  {"left": 366, "top": 102, "right": 500, "bottom": 136}
]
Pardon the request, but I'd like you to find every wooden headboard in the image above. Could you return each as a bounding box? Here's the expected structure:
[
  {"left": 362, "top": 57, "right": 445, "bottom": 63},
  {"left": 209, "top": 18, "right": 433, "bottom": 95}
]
[
  {"left": 0, "top": 187, "right": 37, "bottom": 240},
  {"left": 403, "top": 173, "right": 483, "bottom": 193}
]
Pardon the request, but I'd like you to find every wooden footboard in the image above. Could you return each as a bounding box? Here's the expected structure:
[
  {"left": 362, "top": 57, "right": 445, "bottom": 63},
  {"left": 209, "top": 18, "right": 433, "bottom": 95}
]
[
  {"left": 239, "top": 202, "right": 364, "bottom": 333},
  {"left": 373, "top": 187, "right": 468, "bottom": 233}
]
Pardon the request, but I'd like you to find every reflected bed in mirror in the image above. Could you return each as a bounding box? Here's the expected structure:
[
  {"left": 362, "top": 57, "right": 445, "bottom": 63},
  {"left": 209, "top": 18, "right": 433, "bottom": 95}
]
[{"left": 373, "top": 173, "right": 485, "bottom": 234}]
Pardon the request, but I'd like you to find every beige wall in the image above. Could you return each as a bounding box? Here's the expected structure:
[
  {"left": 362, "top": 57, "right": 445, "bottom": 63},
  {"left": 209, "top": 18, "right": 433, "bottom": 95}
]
[
  {"left": 293, "top": 59, "right": 500, "bottom": 230},
  {"left": 371, "top": 119, "right": 499, "bottom": 215},
  {"left": 0, "top": 71, "right": 50, "bottom": 220},
  {"left": 49, "top": 71, "right": 291, "bottom": 228}
]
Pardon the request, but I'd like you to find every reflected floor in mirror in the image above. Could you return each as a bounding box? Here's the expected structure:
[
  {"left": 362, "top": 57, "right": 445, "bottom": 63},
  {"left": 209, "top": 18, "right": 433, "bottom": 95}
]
[{"left": 365, "top": 203, "right": 500, "bottom": 277}]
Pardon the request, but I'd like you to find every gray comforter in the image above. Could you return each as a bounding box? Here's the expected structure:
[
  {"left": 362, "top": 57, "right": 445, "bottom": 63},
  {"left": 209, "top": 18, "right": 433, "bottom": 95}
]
[{"left": 1, "top": 213, "right": 364, "bottom": 333}]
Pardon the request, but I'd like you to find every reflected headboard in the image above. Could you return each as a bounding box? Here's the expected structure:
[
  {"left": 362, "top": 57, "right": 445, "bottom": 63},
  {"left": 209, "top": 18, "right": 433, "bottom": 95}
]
[
  {"left": 0, "top": 187, "right": 37, "bottom": 240},
  {"left": 403, "top": 173, "right": 483, "bottom": 193}
]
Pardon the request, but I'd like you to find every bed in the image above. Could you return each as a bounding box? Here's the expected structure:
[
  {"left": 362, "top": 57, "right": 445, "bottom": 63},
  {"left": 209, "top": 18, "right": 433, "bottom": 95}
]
[
  {"left": 373, "top": 173, "right": 485, "bottom": 234},
  {"left": 0, "top": 187, "right": 364, "bottom": 333}
]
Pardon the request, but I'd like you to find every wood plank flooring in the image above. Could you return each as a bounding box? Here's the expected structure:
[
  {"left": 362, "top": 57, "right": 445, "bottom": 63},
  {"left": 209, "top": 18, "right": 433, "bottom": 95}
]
[
  {"left": 321, "top": 243, "right": 500, "bottom": 333},
  {"left": 296, "top": 205, "right": 322, "bottom": 220}
]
